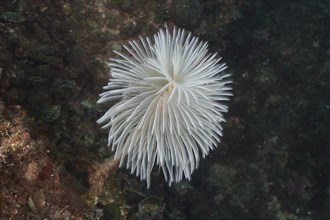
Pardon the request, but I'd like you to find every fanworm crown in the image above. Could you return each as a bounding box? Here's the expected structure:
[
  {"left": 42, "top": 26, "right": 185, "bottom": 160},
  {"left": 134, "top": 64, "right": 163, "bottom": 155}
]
[{"left": 97, "top": 26, "right": 232, "bottom": 187}]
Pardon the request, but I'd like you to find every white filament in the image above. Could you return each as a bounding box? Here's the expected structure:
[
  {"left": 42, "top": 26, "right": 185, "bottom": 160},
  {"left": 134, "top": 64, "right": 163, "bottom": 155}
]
[{"left": 97, "top": 26, "right": 232, "bottom": 188}]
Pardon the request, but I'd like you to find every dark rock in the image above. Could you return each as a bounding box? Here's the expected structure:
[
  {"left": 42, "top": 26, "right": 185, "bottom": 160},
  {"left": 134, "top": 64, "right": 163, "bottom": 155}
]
[
  {"left": 0, "top": 12, "right": 25, "bottom": 23},
  {"left": 170, "top": 0, "right": 203, "bottom": 28}
]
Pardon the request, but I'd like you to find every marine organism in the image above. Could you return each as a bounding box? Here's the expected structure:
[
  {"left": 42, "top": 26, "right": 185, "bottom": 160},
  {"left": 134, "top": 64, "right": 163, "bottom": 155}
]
[{"left": 97, "top": 25, "right": 232, "bottom": 187}]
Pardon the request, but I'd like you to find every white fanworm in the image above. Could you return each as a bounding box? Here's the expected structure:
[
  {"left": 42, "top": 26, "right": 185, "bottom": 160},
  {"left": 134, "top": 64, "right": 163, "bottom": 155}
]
[{"left": 97, "top": 25, "right": 232, "bottom": 188}]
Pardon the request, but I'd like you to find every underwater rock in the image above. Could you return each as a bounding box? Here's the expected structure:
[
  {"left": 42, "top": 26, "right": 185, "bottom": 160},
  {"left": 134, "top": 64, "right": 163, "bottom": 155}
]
[
  {"left": 134, "top": 196, "right": 165, "bottom": 220},
  {"left": 40, "top": 105, "right": 61, "bottom": 123},
  {"left": 170, "top": 0, "right": 202, "bottom": 28},
  {"left": 0, "top": 12, "right": 25, "bottom": 23},
  {"left": 103, "top": 203, "right": 121, "bottom": 220}
]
